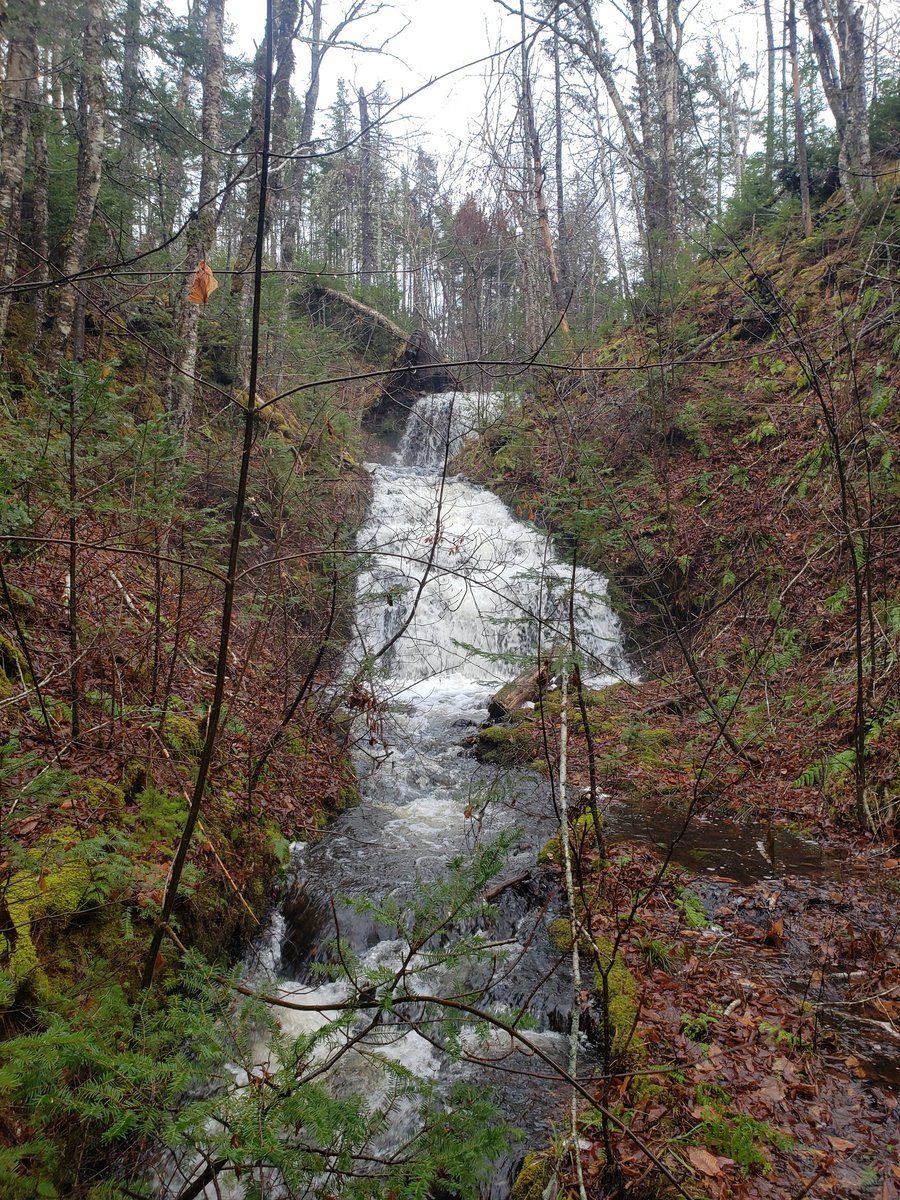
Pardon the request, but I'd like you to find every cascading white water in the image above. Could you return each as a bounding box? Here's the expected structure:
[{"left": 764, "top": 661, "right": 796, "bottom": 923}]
[
  {"left": 348, "top": 391, "right": 628, "bottom": 689},
  {"left": 161, "top": 391, "right": 632, "bottom": 1199}
]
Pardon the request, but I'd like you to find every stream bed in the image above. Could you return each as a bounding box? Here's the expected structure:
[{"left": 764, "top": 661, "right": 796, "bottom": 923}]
[{"left": 161, "top": 390, "right": 897, "bottom": 1198}]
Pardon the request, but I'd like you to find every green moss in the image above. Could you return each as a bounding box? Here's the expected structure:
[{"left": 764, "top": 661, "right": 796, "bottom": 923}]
[
  {"left": 476, "top": 720, "right": 534, "bottom": 766},
  {"left": 78, "top": 778, "right": 125, "bottom": 812},
  {"left": 592, "top": 936, "right": 641, "bottom": 1060},
  {"left": 336, "top": 780, "right": 361, "bottom": 810},
  {"left": 537, "top": 810, "right": 604, "bottom": 865},
  {"left": 122, "top": 760, "right": 150, "bottom": 802},
  {"left": 548, "top": 916, "right": 574, "bottom": 952},
  {"left": 162, "top": 713, "right": 202, "bottom": 754},
  {"left": 282, "top": 731, "right": 309, "bottom": 756},
  {"left": 511, "top": 1151, "right": 554, "bottom": 1200},
  {"left": 0, "top": 631, "right": 28, "bottom": 699},
  {"left": 0, "top": 829, "right": 91, "bottom": 993}
]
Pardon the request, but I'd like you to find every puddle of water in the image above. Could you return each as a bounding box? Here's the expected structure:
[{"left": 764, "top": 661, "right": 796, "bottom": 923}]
[{"left": 608, "top": 799, "right": 837, "bottom": 885}]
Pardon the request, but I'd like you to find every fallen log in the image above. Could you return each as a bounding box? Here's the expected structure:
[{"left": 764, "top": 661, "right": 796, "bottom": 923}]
[
  {"left": 293, "top": 284, "right": 409, "bottom": 361},
  {"left": 487, "top": 661, "right": 550, "bottom": 721}
]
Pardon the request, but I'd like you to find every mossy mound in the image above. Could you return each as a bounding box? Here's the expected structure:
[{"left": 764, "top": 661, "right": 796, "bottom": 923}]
[
  {"left": 162, "top": 713, "right": 203, "bottom": 754},
  {"left": 592, "top": 936, "right": 641, "bottom": 1061},
  {"left": 77, "top": 778, "right": 125, "bottom": 813},
  {"left": 537, "top": 810, "right": 604, "bottom": 866},
  {"left": 476, "top": 719, "right": 534, "bottom": 766},
  {"left": 511, "top": 1151, "right": 554, "bottom": 1200},
  {"left": 0, "top": 631, "right": 28, "bottom": 700},
  {"left": 0, "top": 829, "right": 92, "bottom": 994}
]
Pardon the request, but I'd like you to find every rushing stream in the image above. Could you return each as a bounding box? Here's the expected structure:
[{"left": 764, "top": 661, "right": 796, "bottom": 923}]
[
  {"left": 158, "top": 390, "right": 896, "bottom": 1198},
  {"left": 260, "top": 391, "right": 633, "bottom": 1192}
]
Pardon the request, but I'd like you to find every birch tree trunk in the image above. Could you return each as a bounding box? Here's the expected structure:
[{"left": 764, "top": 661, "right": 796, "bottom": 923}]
[
  {"left": 358, "top": 87, "right": 375, "bottom": 286},
  {"left": 763, "top": 0, "right": 777, "bottom": 185},
  {"left": 31, "top": 77, "right": 51, "bottom": 327},
  {"left": 788, "top": 0, "right": 814, "bottom": 236},
  {"left": 166, "top": 0, "right": 225, "bottom": 432},
  {"left": 520, "top": 1, "right": 569, "bottom": 335},
  {"left": 0, "top": 13, "right": 38, "bottom": 345},
  {"left": 552, "top": 17, "right": 572, "bottom": 299},
  {"left": 48, "top": 0, "right": 105, "bottom": 367}
]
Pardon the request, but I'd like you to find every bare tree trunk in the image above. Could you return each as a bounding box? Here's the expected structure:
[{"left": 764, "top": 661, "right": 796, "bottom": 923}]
[
  {"left": 763, "top": 0, "right": 777, "bottom": 185},
  {"left": 232, "top": 0, "right": 297, "bottom": 389},
  {"left": 561, "top": 0, "right": 679, "bottom": 272},
  {"left": 836, "top": 0, "right": 872, "bottom": 194},
  {"left": 552, "top": 17, "right": 571, "bottom": 299},
  {"left": 519, "top": 1, "right": 569, "bottom": 334},
  {"left": 647, "top": 0, "right": 681, "bottom": 252},
  {"left": 358, "top": 87, "right": 375, "bottom": 286},
  {"left": 164, "top": 60, "right": 193, "bottom": 237},
  {"left": 48, "top": 0, "right": 105, "bottom": 367},
  {"left": 31, "top": 83, "right": 50, "bottom": 327},
  {"left": 803, "top": 0, "right": 872, "bottom": 197},
  {"left": 120, "top": 0, "right": 141, "bottom": 160},
  {"left": 167, "top": 0, "right": 225, "bottom": 432},
  {"left": 788, "top": 0, "right": 813, "bottom": 236},
  {"left": 0, "top": 18, "right": 38, "bottom": 345}
]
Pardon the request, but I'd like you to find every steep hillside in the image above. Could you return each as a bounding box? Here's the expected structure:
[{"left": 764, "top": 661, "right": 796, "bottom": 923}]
[
  {"left": 466, "top": 186, "right": 899, "bottom": 842},
  {"left": 467, "top": 186, "right": 900, "bottom": 1199}
]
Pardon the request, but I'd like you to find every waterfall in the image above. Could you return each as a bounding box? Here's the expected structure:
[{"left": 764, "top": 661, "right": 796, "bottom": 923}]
[{"left": 159, "top": 391, "right": 632, "bottom": 1199}]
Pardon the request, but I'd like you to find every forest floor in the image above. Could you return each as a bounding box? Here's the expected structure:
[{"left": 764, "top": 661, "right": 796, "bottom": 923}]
[{"left": 466, "top": 186, "right": 900, "bottom": 1197}]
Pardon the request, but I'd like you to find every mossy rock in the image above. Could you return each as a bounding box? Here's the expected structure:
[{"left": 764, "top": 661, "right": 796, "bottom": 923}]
[
  {"left": 547, "top": 915, "right": 595, "bottom": 956},
  {"left": 0, "top": 582, "right": 35, "bottom": 615},
  {"left": 0, "top": 829, "right": 92, "bottom": 994},
  {"left": 511, "top": 1151, "right": 554, "bottom": 1200},
  {"left": 476, "top": 720, "right": 534, "bottom": 766},
  {"left": 282, "top": 731, "right": 310, "bottom": 756},
  {"left": 0, "top": 631, "right": 28, "bottom": 700},
  {"left": 335, "top": 780, "right": 361, "bottom": 810},
  {"left": 537, "top": 810, "right": 604, "bottom": 866},
  {"left": 122, "top": 759, "right": 152, "bottom": 802},
  {"left": 162, "top": 713, "right": 203, "bottom": 754},
  {"left": 78, "top": 778, "right": 125, "bottom": 813},
  {"left": 592, "top": 936, "right": 642, "bottom": 1061}
]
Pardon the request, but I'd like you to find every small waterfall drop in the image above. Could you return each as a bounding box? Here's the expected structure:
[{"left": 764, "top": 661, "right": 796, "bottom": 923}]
[{"left": 162, "top": 390, "right": 632, "bottom": 1198}]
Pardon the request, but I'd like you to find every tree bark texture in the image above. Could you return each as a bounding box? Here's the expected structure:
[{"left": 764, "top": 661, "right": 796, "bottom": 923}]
[
  {"left": 358, "top": 87, "right": 375, "bottom": 286},
  {"left": 0, "top": 11, "right": 38, "bottom": 344},
  {"left": 802, "top": 0, "right": 872, "bottom": 197},
  {"left": 788, "top": 0, "right": 813, "bottom": 236},
  {"left": 48, "top": 0, "right": 105, "bottom": 366},
  {"left": 520, "top": 2, "right": 570, "bottom": 334},
  {"left": 167, "top": 0, "right": 225, "bottom": 430}
]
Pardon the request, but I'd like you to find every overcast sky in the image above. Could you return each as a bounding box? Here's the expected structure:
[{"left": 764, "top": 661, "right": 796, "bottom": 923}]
[{"left": 226, "top": 0, "right": 512, "bottom": 152}]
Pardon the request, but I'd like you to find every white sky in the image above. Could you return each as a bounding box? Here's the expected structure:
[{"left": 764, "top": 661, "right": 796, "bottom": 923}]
[{"left": 226, "top": 0, "right": 512, "bottom": 153}]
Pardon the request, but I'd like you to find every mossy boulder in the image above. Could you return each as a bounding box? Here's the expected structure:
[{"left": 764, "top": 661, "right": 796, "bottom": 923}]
[
  {"left": 0, "top": 829, "right": 92, "bottom": 994},
  {"left": 335, "top": 780, "right": 361, "bottom": 810},
  {"left": 511, "top": 1151, "right": 554, "bottom": 1200},
  {"left": 162, "top": 713, "right": 203, "bottom": 754},
  {"left": 537, "top": 810, "right": 604, "bottom": 866},
  {"left": 78, "top": 778, "right": 125, "bottom": 814},
  {"left": 476, "top": 719, "right": 534, "bottom": 766},
  {"left": 592, "top": 936, "right": 642, "bottom": 1060},
  {"left": 0, "top": 632, "right": 28, "bottom": 700}
]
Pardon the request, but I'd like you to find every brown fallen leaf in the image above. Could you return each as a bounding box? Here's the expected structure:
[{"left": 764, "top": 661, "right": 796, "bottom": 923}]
[
  {"left": 763, "top": 916, "right": 785, "bottom": 946},
  {"left": 686, "top": 1146, "right": 724, "bottom": 1176},
  {"left": 189, "top": 259, "right": 219, "bottom": 304},
  {"left": 826, "top": 1135, "right": 855, "bottom": 1151}
]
